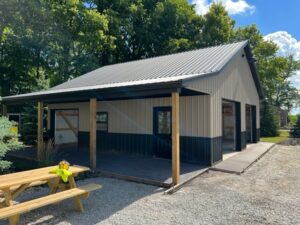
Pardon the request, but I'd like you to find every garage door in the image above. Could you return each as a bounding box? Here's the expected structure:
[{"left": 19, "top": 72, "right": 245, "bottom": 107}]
[{"left": 55, "top": 109, "right": 78, "bottom": 145}]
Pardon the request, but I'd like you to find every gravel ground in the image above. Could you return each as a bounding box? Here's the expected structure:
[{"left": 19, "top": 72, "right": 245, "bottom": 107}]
[{"left": 1, "top": 145, "right": 299, "bottom": 225}]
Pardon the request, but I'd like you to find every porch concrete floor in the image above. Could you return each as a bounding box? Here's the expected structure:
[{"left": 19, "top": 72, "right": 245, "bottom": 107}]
[
  {"left": 7, "top": 146, "right": 208, "bottom": 186},
  {"left": 212, "top": 142, "right": 275, "bottom": 174}
]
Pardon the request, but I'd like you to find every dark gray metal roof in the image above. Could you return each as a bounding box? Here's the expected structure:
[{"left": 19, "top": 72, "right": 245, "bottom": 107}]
[
  {"left": 50, "top": 40, "right": 248, "bottom": 91},
  {"left": 3, "top": 40, "right": 262, "bottom": 102}
]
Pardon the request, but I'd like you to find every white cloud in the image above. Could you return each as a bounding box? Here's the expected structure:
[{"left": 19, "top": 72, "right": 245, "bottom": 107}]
[
  {"left": 264, "top": 31, "right": 300, "bottom": 60},
  {"left": 264, "top": 31, "right": 300, "bottom": 114},
  {"left": 192, "top": 0, "right": 255, "bottom": 15},
  {"left": 193, "top": 0, "right": 210, "bottom": 15},
  {"left": 264, "top": 31, "right": 300, "bottom": 88}
]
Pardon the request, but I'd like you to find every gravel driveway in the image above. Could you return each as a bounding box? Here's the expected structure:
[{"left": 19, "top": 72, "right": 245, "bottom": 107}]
[{"left": 1, "top": 145, "right": 299, "bottom": 225}]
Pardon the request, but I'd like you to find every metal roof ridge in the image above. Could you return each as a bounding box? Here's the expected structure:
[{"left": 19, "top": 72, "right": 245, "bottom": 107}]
[{"left": 80, "top": 40, "right": 249, "bottom": 71}]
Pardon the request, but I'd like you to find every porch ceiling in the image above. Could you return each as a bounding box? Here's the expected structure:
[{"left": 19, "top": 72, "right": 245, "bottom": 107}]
[{"left": 2, "top": 82, "right": 207, "bottom": 105}]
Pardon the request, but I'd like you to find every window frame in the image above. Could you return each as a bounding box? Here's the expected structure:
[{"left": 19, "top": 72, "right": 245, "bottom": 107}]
[
  {"left": 157, "top": 110, "right": 172, "bottom": 135},
  {"left": 153, "top": 106, "right": 172, "bottom": 136},
  {"left": 96, "top": 112, "right": 108, "bottom": 132}
]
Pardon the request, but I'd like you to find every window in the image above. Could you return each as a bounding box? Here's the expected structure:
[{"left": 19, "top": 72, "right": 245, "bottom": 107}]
[
  {"left": 96, "top": 112, "right": 108, "bottom": 131},
  {"left": 157, "top": 111, "right": 171, "bottom": 134}
]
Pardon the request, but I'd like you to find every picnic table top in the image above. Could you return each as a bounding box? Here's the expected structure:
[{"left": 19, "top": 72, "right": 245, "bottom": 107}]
[{"left": 0, "top": 165, "right": 90, "bottom": 190}]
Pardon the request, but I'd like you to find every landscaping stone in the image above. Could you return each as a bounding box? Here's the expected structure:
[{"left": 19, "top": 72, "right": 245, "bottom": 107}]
[{"left": 1, "top": 145, "right": 299, "bottom": 225}]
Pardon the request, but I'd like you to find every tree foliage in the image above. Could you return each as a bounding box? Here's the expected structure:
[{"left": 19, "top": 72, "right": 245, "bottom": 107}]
[
  {"left": 288, "top": 114, "right": 297, "bottom": 126},
  {"left": 0, "top": 1, "right": 299, "bottom": 140},
  {"left": 234, "top": 24, "right": 300, "bottom": 136},
  {"left": 201, "top": 3, "right": 235, "bottom": 46},
  {"left": 260, "top": 100, "right": 279, "bottom": 137},
  {"left": 0, "top": 0, "right": 115, "bottom": 94},
  {"left": 234, "top": 25, "right": 300, "bottom": 111},
  {"left": 0, "top": 116, "right": 23, "bottom": 172},
  {"left": 94, "top": 0, "right": 203, "bottom": 62}
]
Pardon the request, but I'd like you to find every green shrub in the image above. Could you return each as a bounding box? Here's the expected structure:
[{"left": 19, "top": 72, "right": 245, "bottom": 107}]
[
  {"left": 290, "top": 115, "right": 300, "bottom": 138},
  {"left": 0, "top": 116, "right": 24, "bottom": 172},
  {"left": 288, "top": 114, "right": 297, "bottom": 127}
]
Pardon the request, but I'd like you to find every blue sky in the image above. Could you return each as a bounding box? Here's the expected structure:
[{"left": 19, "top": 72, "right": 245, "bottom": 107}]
[
  {"left": 190, "top": 0, "right": 300, "bottom": 38},
  {"left": 190, "top": 0, "right": 300, "bottom": 113},
  {"left": 231, "top": 0, "right": 300, "bottom": 39}
]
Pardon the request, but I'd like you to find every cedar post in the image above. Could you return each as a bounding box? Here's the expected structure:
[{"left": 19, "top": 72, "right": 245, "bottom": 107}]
[
  {"left": 89, "top": 98, "right": 97, "bottom": 169},
  {"left": 2, "top": 104, "right": 7, "bottom": 116},
  {"left": 172, "top": 92, "right": 180, "bottom": 185},
  {"left": 37, "top": 101, "right": 44, "bottom": 160}
]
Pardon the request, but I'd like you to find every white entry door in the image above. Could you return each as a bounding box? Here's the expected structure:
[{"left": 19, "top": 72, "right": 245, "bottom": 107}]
[{"left": 55, "top": 109, "right": 78, "bottom": 145}]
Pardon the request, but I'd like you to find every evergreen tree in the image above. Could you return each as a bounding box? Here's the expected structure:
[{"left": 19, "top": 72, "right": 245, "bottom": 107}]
[
  {"left": 260, "top": 100, "right": 279, "bottom": 137},
  {"left": 0, "top": 117, "right": 23, "bottom": 172}
]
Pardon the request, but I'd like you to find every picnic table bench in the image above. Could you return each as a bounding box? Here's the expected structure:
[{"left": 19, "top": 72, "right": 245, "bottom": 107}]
[{"left": 0, "top": 165, "right": 101, "bottom": 225}]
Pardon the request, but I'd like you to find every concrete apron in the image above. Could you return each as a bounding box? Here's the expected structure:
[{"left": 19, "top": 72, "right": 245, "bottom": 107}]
[
  {"left": 165, "top": 142, "right": 275, "bottom": 194},
  {"left": 211, "top": 142, "right": 275, "bottom": 175}
]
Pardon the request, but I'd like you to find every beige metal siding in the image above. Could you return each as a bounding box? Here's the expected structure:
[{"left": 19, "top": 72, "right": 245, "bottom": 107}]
[
  {"left": 97, "top": 98, "right": 170, "bottom": 134},
  {"left": 184, "top": 50, "right": 260, "bottom": 137},
  {"left": 49, "top": 102, "right": 90, "bottom": 131},
  {"left": 48, "top": 95, "right": 211, "bottom": 137},
  {"left": 48, "top": 50, "right": 258, "bottom": 139},
  {"left": 180, "top": 95, "right": 210, "bottom": 137}
]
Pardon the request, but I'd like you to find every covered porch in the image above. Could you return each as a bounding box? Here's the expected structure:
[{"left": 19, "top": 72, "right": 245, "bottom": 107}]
[
  {"left": 2, "top": 82, "right": 209, "bottom": 188},
  {"left": 7, "top": 145, "right": 208, "bottom": 188}
]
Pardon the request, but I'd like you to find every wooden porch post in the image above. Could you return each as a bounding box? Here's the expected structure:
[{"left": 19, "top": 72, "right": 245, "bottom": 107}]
[
  {"left": 172, "top": 92, "right": 180, "bottom": 185},
  {"left": 89, "top": 98, "right": 97, "bottom": 169},
  {"left": 37, "top": 101, "right": 44, "bottom": 160},
  {"left": 2, "top": 104, "right": 7, "bottom": 116}
]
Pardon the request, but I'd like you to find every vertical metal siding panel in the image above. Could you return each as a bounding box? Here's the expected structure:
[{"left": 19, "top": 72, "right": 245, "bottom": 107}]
[
  {"left": 198, "top": 96, "right": 202, "bottom": 136},
  {"left": 98, "top": 98, "right": 169, "bottom": 135},
  {"left": 185, "top": 97, "right": 190, "bottom": 136},
  {"left": 241, "top": 101, "right": 246, "bottom": 131},
  {"left": 81, "top": 103, "right": 90, "bottom": 131},
  {"left": 199, "top": 97, "right": 203, "bottom": 136},
  {"left": 49, "top": 95, "right": 212, "bottom": 137},
  {"left": 191, "top": 97, "right": 196, "bottom": 136},
  {"left": 180, "top": 95, "right": 210, "bottom": 137},
  {"left": 184, "top": 49, "right": 260, "bottom": 137},
  {"left": 180, "top": 97, "right": 186, "bottom": 136}
]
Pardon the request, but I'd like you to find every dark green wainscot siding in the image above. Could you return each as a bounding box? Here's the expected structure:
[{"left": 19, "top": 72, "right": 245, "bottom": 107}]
[
  {"left": 211, "top": 136, "right": 222, "bottom": 165},
  {"left": 241, "top": 131, "right": 247, "bottom": 150},
  {"left": 78, "top": 132, "right": 219, "bottom": 166}
]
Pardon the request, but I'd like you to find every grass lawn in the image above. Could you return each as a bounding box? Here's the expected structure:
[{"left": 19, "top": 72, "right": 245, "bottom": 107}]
[{"left": 261, "top": 130, "right": 290, "bottom": 143}]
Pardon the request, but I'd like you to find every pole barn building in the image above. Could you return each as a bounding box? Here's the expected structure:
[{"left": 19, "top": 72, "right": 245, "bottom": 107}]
[{"left": 2, "top": 41, "right": 263, "bottom": 185}]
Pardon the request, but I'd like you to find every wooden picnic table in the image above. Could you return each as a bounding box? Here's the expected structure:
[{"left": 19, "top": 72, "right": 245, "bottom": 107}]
[{"left": 0, "top": 165, "right": 99, "bottom": 225}]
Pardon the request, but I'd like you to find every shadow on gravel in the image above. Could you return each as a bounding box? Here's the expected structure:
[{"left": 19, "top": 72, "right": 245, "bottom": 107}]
[{"left": 10, "top": 177, "right": 161, "bottom": 225}]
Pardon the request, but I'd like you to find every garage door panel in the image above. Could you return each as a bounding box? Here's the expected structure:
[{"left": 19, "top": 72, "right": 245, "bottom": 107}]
[{"left": 55, "top": 110, "right": 78, "bottom": 145}]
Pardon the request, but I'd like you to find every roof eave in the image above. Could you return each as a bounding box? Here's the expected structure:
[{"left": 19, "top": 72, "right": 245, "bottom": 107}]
[{"left": 2, "top": 81, "right": 183, "bottom": 104}]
